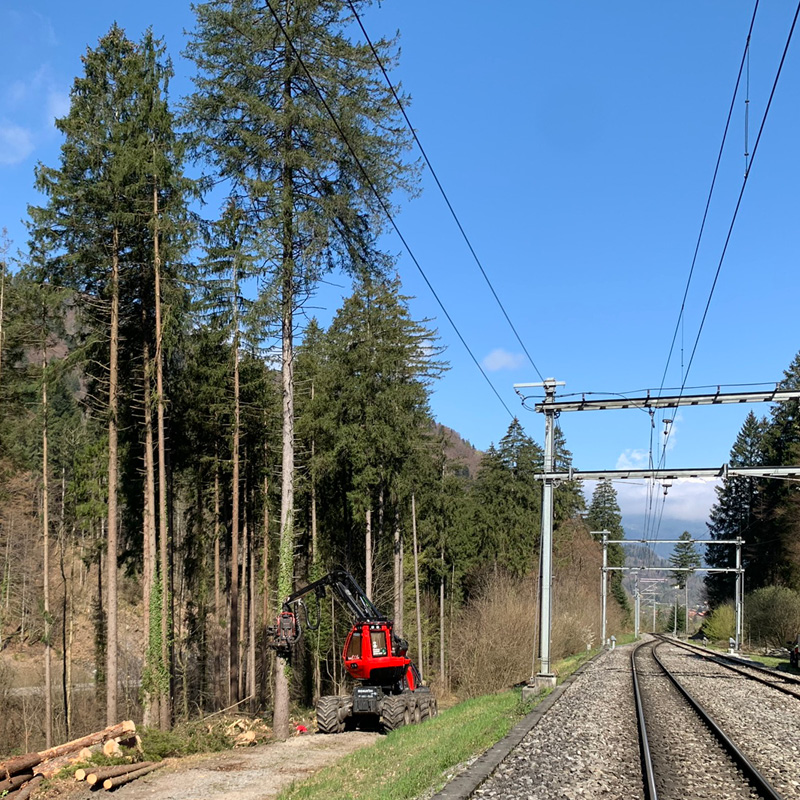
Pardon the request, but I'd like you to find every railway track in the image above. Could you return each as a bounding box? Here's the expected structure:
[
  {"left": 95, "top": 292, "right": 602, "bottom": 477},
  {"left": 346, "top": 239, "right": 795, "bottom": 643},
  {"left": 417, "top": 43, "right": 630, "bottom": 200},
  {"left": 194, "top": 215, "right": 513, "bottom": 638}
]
[
  {"left": 632, "top": 639, "right": 784, "bottom": 800},
  {"left": 655, "top": 634, "right": 800, "bottom": 701}
]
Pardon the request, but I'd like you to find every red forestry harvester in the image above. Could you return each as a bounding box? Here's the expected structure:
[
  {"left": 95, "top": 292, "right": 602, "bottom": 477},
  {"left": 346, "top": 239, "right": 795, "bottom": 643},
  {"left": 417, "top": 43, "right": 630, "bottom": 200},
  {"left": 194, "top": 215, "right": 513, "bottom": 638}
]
[{"left": 267, "top": 568, "right": 437, "bottom": 733}]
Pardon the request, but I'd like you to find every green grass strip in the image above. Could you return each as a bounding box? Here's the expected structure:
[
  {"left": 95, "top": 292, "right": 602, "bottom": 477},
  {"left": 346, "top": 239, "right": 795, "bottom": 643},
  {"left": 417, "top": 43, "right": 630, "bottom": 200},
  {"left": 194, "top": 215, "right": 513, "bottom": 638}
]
[
  {"left": 277, "top": 691, "right": 520, "bottom": 800},
  {"left": 278, "top": 652, "right": 596, "bottom": 800}
]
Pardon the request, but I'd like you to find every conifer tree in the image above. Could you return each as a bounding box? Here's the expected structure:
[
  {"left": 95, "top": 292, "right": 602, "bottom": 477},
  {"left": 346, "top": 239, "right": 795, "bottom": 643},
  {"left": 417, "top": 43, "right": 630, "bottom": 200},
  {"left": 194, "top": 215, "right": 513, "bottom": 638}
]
[
  {"left": 705, "top": 411, "right": 766, "bottom": 606},
  {"left": 185, "top": 0, "right": 416, "bottom": 738},
  {"left": 29, "top": 24, "right": 193, "bottom": 725},
  {"left": 472, "top": 420, "right": 543, "bottom": 576},
  {"left": 28, "top": 26, "right": 141, "bottom": 723},
  {"left": 759, "top": 353, "right": 800, "bottom": 589},
  {"left": 586, "top": 480, "right": 629, "bottom": 614}
]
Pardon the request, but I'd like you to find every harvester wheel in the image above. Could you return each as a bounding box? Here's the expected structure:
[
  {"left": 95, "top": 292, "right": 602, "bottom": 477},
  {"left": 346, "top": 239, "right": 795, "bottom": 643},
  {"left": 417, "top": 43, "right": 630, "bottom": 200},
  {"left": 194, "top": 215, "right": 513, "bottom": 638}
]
[
  {"left": 380, "top": 695, "right": 407, "bottom": 732},
  {"left": 420, "top": 697, "right": 431, "bottom": 721},
  {"left": 413, "top": 701, "right": 421, "bottom": 725},
  {"left": 316, "top": 695, "right": 345, "bottom": 734}
]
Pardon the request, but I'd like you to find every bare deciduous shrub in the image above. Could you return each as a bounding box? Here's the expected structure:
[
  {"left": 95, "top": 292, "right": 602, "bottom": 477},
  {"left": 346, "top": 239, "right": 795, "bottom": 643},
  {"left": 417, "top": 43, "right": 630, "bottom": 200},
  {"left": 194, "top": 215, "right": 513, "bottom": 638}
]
[
  {"left": 449, "top": 525, "right": 630, "bottom": 697},
  {"left": 449, "top": 572, "right": 537, "bottom": 698},
  {"left": 745, "top": 586, "right": 800, "bottom": 648}
]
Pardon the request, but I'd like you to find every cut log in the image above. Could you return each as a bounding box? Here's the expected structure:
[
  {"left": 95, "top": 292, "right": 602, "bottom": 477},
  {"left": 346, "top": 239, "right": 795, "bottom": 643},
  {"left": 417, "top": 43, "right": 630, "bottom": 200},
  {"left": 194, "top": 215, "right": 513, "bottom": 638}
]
[
  {"left": 85, "top": 762, "right": 152, "bottom": 786},
  {"left": 0, "top": 771, "right": 33, "bottom": 792},
  {"left": 15, "top": 774, "right": 43, "bottom": 800},
  {"left": 0, "top": 721, "right": 135, "bottom": 778},
  {"left": 102, "top": 739, "right": 122, "bottom": 757},
  {"left": 75, "top": 768, "right": 87, "bottom": 782},
  {"left": 103, "top": 762, "right": 163, "bottom": 790},
  {"left": 34, "top": 748, "right": 99, "bottom": 779}
]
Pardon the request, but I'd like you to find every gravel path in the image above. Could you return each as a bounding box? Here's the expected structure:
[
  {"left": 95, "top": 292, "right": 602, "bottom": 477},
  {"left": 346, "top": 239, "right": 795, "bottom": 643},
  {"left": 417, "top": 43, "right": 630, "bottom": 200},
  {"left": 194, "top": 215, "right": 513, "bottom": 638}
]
[
  {"left": 42, "top": 732, "right": 379, "bottom": 800},
  {"left": 472, "top": 645, "right": 643, "bottom": 800},
  {"left": 658, "top": 642, "right": 800, "bottom": 799}
]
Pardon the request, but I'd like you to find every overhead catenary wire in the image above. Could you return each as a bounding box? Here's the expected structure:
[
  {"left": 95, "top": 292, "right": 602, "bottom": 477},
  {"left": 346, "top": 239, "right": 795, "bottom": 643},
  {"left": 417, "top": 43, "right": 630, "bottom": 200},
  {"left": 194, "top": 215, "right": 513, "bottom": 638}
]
[
  {"left": 655, "top": 0, "right": 761, "bottom": 401},
  {"left": 658, "top": 0, "right": 800, "bottom": 470},
  {"left": 680, "top": 0, "right": 800, "bottom": 389},
  {"left": 646, "top": 0, "right": 760, "bottom": 545},
  {"left": 263, "top": 0, "right": 516, "bottom": 420},
  {"left": 347, "top": 1, "right": 545, "bottom": 383},
  {"left": 647, "top": 0, "right": 800, "bottom": 544}
]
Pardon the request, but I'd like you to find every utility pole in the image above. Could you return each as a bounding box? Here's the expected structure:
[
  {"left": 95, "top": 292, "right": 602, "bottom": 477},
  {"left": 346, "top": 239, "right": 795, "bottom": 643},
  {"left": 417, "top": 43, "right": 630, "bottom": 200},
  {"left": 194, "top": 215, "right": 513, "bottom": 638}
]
[
  {"left": 596, "top": 530, "right": 610, "bottom": 646},
  {"left": 673, "top": 588, "right": 678, "bottom": 637},
  {"left": 634, "top": 573, "right": 640, "bottom": 639},
  {"left": 735, "top": 537, "right": 743, "bottom": 650},
  {"left": 517, "top": 378, "right": 563, "bottom": 697},
  {"left": 685, "top": 580, "right": 689, "bottom": 636}
]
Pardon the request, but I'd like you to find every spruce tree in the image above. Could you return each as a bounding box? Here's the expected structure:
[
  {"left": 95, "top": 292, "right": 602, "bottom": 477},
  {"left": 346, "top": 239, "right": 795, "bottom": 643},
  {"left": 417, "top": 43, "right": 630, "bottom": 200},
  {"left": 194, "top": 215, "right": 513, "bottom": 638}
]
[
  {"left": 472, "top": 420, "right": 543, "bottom": 577},
  {"left": 28, "top": 25, "right": 141, "bottom": 724},
  {"left": 29, "top": 24, "right": 193, "bottom": 726},
  {"left": 586, "top": 480, "right": 629, "bottom": 615},
  {"left": 759, "top": 353, "right": 800, "bottom": 589},
  {"left": 185, "top": 0, "right": 416, "bottom": 738},
  {"left": 705, "top": 411, "right": 766, "bottom": 606}
]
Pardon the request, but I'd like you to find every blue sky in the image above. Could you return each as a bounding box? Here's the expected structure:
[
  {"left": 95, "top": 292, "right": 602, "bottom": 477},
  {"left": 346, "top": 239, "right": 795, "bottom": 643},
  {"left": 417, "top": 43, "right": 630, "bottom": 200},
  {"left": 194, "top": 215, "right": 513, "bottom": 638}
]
[{"left": 2, "top": 1, "right": 799, "bottom": 532}]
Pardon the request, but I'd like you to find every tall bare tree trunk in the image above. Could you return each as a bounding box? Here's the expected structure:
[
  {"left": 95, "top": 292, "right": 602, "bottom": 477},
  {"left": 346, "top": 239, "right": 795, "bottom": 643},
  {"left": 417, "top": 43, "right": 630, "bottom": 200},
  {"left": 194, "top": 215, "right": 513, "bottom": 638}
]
[
  {"left": 42, "top": 371, "right": 52, "bottom": 748},
  {"left": 230, "top": 328, "right": 240, "bottom": 706},
  {"left": 393, "top": 505, "right": 403, "bottom": 635},
  {"left": 274, "top": 281, "right": 295, "bottom": 740},
  {"left": 365, "top": 509, "right": 372, "bottom": 599},
  {"left": 439, "top": 549, "right": 445, "bottom": 690},
  {"left": 411, "top": 495, "right": 423, "bottom": 683},
  {"left": 262, "top": 462, "right": 270, "bottom": 706},
  {"left": 58, "top": 473, "right": 70, "bottom": 740},
  {"left": 310, "top": 385, "right": 317, "bottom": 567},
  {"left": 273, "top": 55, "right": 298, "bottom": 737},
  {"left": 248, "top": 517, "right": 256, "bottom": 713},
  {"left": 238, "top": 509, "right": 247, "bottom": 702},
  {"left": 106, "top": 229, "right": 120, "bottom": 726},
  {"left": 153, "top": 183, "right": 171, "bottom": 731},
  {"left": 142, "top": 339, "right": 159, "bottom": 727},
  {"left": 214, "top": 465, "right": 220, "bottom": 625}
]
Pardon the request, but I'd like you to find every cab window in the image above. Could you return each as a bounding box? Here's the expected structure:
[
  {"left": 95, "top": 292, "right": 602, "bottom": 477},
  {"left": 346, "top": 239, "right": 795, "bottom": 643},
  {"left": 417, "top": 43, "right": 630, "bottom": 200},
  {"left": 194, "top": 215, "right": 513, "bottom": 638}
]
[
  {"left": 370, "top": 631, "right": 388, "bottom": 657},
  {"left": 346, "top": 632, "right": 362, "bottom": 659}
]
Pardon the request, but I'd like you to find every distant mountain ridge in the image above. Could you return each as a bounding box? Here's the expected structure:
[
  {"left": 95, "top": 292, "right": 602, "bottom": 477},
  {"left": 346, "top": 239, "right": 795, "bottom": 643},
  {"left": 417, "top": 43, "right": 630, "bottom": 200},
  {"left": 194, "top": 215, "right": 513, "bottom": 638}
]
[{"left": 435, "top": 423, "right": 484, "bottom": 480}]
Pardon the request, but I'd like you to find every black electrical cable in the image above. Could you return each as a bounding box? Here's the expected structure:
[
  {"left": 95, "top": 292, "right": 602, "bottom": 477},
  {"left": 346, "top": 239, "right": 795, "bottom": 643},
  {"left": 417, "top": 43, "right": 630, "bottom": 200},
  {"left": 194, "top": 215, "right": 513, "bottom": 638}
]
[
  {"left": 656, "top": 0, "right": 798, "bottom": 470},
  {"left": 682, "top": 0, "right": 800, "bottom": 386},
  {"left": 648, "top": 0, "right": 800, "bottom": 543},
  {"left": 656, "top": 0, "right": 760, "bottom": 398},
  {"left": 263, "top": 0, "right": 516, "bottom": 419},
  {"left": 347, "top": 1, "right": 545, "bottom": 383}
]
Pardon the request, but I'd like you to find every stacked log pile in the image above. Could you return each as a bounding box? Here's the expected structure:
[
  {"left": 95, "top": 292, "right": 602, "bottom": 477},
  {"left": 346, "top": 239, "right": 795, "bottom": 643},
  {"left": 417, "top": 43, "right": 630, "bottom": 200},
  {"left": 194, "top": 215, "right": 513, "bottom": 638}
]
[{"left": 0, "top": 720, "right": 162, "bottom": 796}]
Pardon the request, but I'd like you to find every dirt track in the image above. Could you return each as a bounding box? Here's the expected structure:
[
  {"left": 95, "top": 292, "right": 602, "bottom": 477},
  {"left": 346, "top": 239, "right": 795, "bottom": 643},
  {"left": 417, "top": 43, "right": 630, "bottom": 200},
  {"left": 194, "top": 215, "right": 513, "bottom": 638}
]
[{"left": 46, "top": 732, "right": 379, "bottom": 800}]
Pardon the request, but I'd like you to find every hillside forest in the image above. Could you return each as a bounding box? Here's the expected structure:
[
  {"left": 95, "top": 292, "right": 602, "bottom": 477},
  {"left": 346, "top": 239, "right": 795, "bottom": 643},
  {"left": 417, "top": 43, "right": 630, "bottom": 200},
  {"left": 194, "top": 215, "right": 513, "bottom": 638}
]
[
  {"left": 0, "top": 4, "right": 623, "bottom": 756},
  {"left": 2, "top": 0, "right": 799, "bottom": 760}
]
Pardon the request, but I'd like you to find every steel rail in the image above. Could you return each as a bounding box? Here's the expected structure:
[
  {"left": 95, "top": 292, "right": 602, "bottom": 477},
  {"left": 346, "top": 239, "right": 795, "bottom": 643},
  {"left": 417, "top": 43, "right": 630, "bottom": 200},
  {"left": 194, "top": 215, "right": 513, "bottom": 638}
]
[
  {"left": 631, "top": 641, "right": 659, "bottom": 800},
  {"left": 656, "top": 635, "right": 800, "bottom": 701},
  {"left": 651, "top": 640, "right": 785, "bottom": 800}
]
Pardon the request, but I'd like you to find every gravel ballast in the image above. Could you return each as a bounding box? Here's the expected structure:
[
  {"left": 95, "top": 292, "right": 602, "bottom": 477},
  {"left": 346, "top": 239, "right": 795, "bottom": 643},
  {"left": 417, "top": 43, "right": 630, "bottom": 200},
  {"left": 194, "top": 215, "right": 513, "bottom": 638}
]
[
  {"left": 658, "top": 642, "right": 800, "bottom": 799},
  {"left": 471, "top": 645, "right": 643, "bottom": 800}
]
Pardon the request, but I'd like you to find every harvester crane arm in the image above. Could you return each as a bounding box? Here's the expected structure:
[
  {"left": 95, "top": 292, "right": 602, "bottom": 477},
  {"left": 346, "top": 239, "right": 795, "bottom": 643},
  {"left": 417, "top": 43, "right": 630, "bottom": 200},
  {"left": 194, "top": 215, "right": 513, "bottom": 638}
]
[{"left": 282, "top": 568, "right": 386, "bottom": 623}]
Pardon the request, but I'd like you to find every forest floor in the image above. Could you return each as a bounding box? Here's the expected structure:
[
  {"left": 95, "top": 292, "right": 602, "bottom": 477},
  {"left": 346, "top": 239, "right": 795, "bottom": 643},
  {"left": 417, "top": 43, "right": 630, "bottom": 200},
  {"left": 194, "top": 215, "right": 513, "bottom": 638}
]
[{"left": 42, "top": 732, "right": 380, "bottom": 800}]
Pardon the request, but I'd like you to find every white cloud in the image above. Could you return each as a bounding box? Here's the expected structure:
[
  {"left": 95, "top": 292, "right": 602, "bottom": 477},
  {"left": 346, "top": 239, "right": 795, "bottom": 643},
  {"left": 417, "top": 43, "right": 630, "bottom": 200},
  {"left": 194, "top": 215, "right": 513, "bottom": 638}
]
[
  {"left": 46, "top": 90, "right": 70, "bottom": 125},
  {"left": 31, "top": 11, "right": 58, "bottom": 47},
  {"left": 0, "top": 123, "right": 34, "bottom": 165},
  {"left": 613, "top": 477, "right": 719, "bottom": 523},
  {"left": 482, "top": 348, "right": 525, "bottom": 372},
  {"left": 616, "top": 448, "right": 649, "bottom": 469}
]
